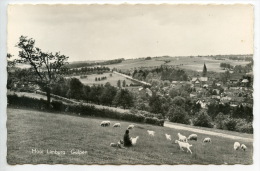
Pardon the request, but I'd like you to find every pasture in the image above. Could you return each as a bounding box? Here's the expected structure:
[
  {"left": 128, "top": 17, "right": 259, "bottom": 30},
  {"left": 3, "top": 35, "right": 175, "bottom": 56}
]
[
  {"left": 66, "top": 73, "right": 134, "bottom": 87},
  {"left": 7, "top": 107, "right": 253, "bottom": 165},
  {"left": 104, "top": 56, "right": 250, "bottom": 73}
]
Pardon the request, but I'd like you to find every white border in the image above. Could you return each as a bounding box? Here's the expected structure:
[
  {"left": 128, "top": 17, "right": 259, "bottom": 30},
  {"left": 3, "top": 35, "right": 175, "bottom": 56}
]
[{"left": 1, "top": 1, "right": 259, "bottom": 171}]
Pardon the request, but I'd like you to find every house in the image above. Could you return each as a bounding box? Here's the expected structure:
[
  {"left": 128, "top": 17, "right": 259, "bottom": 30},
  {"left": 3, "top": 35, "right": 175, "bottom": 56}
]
[{"left": 191, "top": 77, "right": 208, "bottom": 87}]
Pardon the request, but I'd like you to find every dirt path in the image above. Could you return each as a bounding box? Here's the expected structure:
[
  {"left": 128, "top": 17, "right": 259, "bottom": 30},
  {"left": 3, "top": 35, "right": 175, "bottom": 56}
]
[{"left": 164, "top": 122, "right": 253, "bottom": 142}]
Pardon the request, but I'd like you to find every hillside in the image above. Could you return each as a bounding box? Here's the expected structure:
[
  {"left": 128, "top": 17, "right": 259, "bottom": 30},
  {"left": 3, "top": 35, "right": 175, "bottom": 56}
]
[{"left": 7, "top": 108, "right": 253, "bottom": 165}]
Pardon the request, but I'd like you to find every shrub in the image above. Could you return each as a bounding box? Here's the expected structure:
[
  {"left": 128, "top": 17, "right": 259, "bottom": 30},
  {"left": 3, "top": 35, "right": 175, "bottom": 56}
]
[
  {"left": 193, "top": 110, "right": 213, "bottom": 128},
  {"left": 214, "top": 112, "right": 227, "bottom": 129},
  {"left": 223, "top": 117, "right": 237, "bottom": 131},
  {"left": 167, "top": 106, "right": 190, "bottom": 124},
  {"left": 7, "top": 95, "right": 164, "bottom": 126},
  {"left": 235, "top": 119, "right": 253, "bottom": 133}
]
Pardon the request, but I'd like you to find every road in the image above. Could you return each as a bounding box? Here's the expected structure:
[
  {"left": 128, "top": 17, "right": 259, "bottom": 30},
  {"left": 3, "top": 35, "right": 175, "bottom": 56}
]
[{"left": 164, "top": 122, "right": 253, "bottom": 142}]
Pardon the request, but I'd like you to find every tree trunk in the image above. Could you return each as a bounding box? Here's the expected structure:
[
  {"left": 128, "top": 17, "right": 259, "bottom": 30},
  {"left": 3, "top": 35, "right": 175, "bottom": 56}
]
[{"left": 46, "top": 87, "right": 51, "bottom": 109}]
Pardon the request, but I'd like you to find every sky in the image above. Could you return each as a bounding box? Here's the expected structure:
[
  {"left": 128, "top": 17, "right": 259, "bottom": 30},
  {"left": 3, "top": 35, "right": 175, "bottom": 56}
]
[{"left": 7, "top": 4, "right": 254, "bottom": 62}]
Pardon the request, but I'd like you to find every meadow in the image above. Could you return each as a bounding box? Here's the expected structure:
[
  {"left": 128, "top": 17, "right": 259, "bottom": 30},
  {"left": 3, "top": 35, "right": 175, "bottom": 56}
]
[
  {"left": 67, "top": 73, "right": 134, "bottom": 87},
  {"left": 7, "top": 107, "right": 253, "bottom": 165},
  {"left": 104, "top": 56, "right": 250, "bottom": 72}
]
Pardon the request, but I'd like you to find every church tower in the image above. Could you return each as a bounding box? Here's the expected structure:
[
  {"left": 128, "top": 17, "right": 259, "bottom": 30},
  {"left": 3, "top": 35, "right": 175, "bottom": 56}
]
[{"left": 202, "top": 62, "right": 207, "bottom": 77}]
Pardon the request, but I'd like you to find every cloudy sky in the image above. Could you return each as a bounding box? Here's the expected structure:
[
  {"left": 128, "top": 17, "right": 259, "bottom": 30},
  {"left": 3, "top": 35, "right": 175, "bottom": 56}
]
[{"left": 8, "top": 4, "right": 253, "bottom": 62}]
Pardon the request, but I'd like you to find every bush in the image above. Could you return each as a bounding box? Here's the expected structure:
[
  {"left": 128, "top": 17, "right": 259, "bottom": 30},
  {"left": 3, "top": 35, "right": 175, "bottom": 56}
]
[
  {"left": 167, "top": 106, "right": 190, "bottom": 124},
  {"left": 193, "top": 110, "right": 213, "bottom": 128},
  {"left": 7, "top": 95, "right": 163, "bottom": 126},
  {"left": 223, "top": 117, "right": 237, "bottom": 131},
  {"left": 235, "top": 119, "right": 253, "bottom": 133},
  {"left": 214, "top": 112, "right": 227, "bottom": 129}
]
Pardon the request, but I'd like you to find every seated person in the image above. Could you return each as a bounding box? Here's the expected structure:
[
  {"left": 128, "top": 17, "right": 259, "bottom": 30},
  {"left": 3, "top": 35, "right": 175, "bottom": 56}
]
[{"left": 123, "top": 130, "right": 132, "bottom": 147}]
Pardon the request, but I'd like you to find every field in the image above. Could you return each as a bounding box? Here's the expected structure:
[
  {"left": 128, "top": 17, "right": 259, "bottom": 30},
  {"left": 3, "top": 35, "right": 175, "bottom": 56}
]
[
  {"left": 104, "top": 56, "right": 250, "bottom": 72},
  {"left": 66, "top": 73, "right": 135, "bottom": 87},
  {"left": 7, "top": 107, "right": 253, "bottom": 165}
]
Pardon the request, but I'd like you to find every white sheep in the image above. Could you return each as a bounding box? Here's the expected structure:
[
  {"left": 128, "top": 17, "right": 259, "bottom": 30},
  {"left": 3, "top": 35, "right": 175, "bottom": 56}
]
[
  {"left": 234, "top": 142, "right": 240, "bottom": 150},
  {"left": 130, "top": 136, "right": 139, "bottom": 145},
  {"left": 188, "top": 134, "right": 198, "bottom": 141},
  {"left": 110, "top": 140, "right": 125, "bottom": 149},
  {"left": 100, "top": 121, "right": 110, "bottom": 127},
  {"left": 113, "top": 123, "right": 121, "bottom": 127},
  {"left": 147, "top": 130, "right": 155, "bottom": 136},
  {"left": 127, "top": 124, "right": 134, "bottom": 129},
  {"left": 241, "top": 144, "right": 247, "bottom": 151},
  {"left": 203, "top": 137, "right": 211, "bottom": 143},
  {"left": 175, "top": 140, "right": 193, "bottom": 154},
  {"left": 177, "top": 133, "right": 187, "bottom": 142},
  {"left": 165, "top": 134, "right": 171, "bottom": 141}
]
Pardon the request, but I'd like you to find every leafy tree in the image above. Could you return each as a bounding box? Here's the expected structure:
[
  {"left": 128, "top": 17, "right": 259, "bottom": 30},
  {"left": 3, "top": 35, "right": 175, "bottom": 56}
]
[
  {"left": 122, "top": 80, "right": 126, "bottom": 87},
  {"left": 99, "top": 83, "right": 117, "bottom": 106},
  {"left": 149, "top": 93, "right": 163, "bottom": 114},
  {"left": 69, "top": 78, "right": 84, "bottom": 99},
  {"left": 193, "top": 110, "right": 213, "bottom": 128},
  {"left": 117, "top": 80, "right": 121, "bottom": 87},
  {"left": 167, "top": 106, "right": 190, "bottom": 124},
  {"left": 113, "top": 89, "right": 134, "bottom": 109},
  {"left": 14, "top": 36, "right": 68, "bottom": 107}
]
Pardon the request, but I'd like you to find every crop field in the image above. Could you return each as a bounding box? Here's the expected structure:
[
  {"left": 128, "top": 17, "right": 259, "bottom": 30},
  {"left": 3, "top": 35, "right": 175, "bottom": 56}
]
[
  {"left": 7, "top": 108, "right": 253, "bottom": 165},
  {"left": 67, "top": 73, "right": 135, "bottom": 87},
  {"left": 104, "top": 56, "right": 250, "bottom": 73}
]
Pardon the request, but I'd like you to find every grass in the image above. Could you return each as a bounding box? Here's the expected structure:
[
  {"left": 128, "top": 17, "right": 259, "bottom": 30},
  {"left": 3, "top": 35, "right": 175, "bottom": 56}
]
[
  {"left": 103, "top": 56, "right": 250, "bottom": 73},
  {"left": 7, "top": 107, "right": 253, "bottom": 165},
  {"left": 66, "top": 73, "right": 134, "bottom": 87}
]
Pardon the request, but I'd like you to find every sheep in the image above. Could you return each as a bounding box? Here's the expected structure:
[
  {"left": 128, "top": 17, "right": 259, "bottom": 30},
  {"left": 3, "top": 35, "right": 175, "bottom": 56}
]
[
  {"left": 130, "top": 136, "right": 139, "bottom": 145},
  {"left": 177, "top": 133, "right": 187, "bottom": 142},
  {"left": 241, "top": 144, "right": 247, "bottom": 151},
  {"left": 147, "top": 130, "right": 155, "bottom": 136},
  {"left": 165, "top": 134, "right": 171, "bottom": 141},
  {"left": 127, "top": 124, "right": 134, "bottom": 130},
  {"left": 113, "top": 123, "right": 121, "bottom": 127},
  {"left": 110, "top": 140, "right": 125, "bottom": 149},
  {"left": 203, "top": 137, "right": 211, "bottom": 143},
  {"left": 234, "top": 142, "right": 240, "bottom": 150},
  {"left": 187, "top": 134, "right": 198, "bottom": 141},
  {"left": 175, "top": 140, "right": 193, "bottom": 154},
  {"left": 100, "top": 121, "right": 111, "bottom": 127}
]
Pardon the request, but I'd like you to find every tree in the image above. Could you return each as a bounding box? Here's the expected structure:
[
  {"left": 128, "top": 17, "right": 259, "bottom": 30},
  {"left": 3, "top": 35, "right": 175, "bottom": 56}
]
[
  {"left": 15, "top": 36, "right": 69, "bottom": 107},
  {"left": 193, "top": 110, "right": 213, "bottom": 128},
  {"left": 149, "top": 93, "right": 163, "bottom": 114},
  {"left": 167, "top": 106, "right": 190, "bottom": 124},
  {"left": 113, "top": 89, "right": 134, "bottom": 109},
  {"left": 117, "top": 80, "right": 121, "bottom": 87},
  {"left": 122, "top": 80, "right": 126, "bottom": 87},
  {"left": 99, "top": 83, "right": 117, "bottom": 106},
  {"left": 69, "top": 78, "right": 84, "bottom": 99}
]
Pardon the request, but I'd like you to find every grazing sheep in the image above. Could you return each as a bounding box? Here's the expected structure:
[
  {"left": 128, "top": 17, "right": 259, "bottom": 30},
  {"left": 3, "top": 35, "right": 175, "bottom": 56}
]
[
  {"left": 175, "top": 140, "right": 193, "bottom": 154},
  {"left": 177, "top": 133, "right": 187, "bottom": 142},
  {"left": 127, "top": 124, "right": 134, "bottom": 130},
  {"left": 188, "top": 134, "right": 198, "bottom": 141},
  {"left": 100, "top": 121, "right": 111, "bottom": 127},
  {"left": 165, "top": 134, "right": 171, "bottom": 141},
  {"left": 113, "top": 123, "right": 121, "bottom": 127},
  {"left": 234, "top": 142, "right": 240, "bottom": 150},
  {"left": 110, "top": 140, "right": 125, "bottom": 149},
  {"left": 147, "top": 130, "right": 155, "bottom": 136},
  {"left": 241, "top": 144, "right": 247, "bottom": 151},
  {"left": 130, "top": 136, "right": 139, "bottom": 145},
  {"left": 203, "top": 137, "right": 211, "bottom": 143}
]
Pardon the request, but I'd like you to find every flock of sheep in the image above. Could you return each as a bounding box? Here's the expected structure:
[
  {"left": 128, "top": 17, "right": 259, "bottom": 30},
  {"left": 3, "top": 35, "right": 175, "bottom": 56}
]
[{"left": 100, "top": 120, "right": 248, "bottom": 154}]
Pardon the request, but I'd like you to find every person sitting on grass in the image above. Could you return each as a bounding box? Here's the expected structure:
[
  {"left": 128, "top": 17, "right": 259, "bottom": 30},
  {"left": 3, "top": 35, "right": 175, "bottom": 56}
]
[{"left": 123, "top": 130, "right": 132, "bottom": 147}]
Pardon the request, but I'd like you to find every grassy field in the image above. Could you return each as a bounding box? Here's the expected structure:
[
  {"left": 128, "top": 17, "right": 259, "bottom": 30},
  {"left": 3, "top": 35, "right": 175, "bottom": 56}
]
[
  {"left": 104, "top": 56, "right": 250, "bottom": 73},
  {"left": 66, "top": 73, "right": 134, "bottom": 87},
  {"left": 7, "top": 107, "right": 253, "bottom": 165}
]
